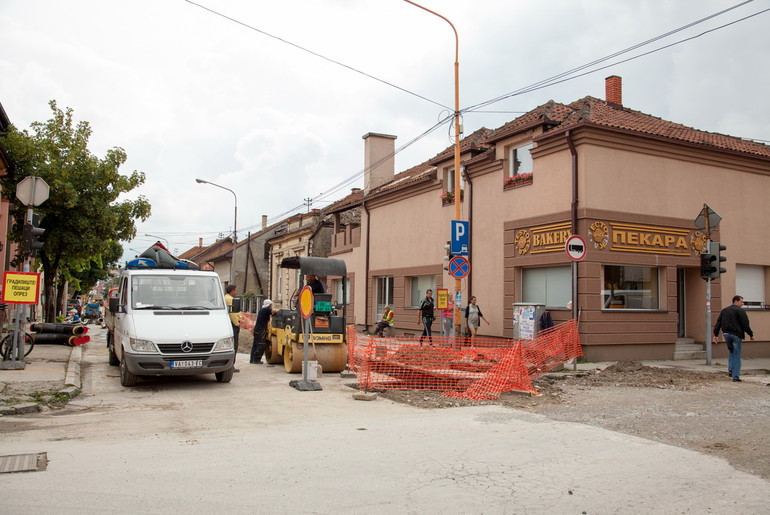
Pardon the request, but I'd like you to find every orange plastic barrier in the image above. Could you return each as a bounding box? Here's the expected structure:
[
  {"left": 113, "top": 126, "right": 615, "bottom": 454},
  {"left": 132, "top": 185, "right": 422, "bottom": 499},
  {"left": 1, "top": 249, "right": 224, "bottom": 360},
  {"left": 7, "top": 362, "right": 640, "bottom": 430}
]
[{"left": 347, "top": 319, "right": 582, "bottom": 399}]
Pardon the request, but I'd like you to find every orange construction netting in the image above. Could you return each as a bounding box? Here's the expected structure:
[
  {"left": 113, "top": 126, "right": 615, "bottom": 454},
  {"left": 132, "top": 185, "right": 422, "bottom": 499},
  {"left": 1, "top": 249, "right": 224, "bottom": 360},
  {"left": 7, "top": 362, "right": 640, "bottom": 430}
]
[{"left": 347, "top": 319, "right": 582, "bottom": 399}]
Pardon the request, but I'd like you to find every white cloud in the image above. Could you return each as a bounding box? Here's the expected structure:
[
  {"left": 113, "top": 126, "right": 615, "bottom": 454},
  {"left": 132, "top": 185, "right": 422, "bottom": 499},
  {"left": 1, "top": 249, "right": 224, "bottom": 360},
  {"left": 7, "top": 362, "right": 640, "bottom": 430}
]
[{"left": 1, "top": 0, "right": 769, "bottom": 261}]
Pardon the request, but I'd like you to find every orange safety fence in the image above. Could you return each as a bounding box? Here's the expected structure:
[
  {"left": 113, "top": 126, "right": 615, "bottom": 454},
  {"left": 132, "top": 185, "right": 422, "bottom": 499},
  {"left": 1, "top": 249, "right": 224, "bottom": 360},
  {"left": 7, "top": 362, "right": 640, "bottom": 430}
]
[{"left": 347, "top": 319, "right": 582, "bottom": 399}]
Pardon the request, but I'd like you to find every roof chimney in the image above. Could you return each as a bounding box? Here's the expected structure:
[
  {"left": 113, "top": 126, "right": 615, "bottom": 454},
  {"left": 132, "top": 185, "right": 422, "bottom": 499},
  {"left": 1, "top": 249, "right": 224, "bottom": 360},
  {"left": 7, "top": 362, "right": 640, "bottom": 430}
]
[
  {"left": 605, "top": 75, "right": 622, "bottom": 106},
  {"left": 262, "top": 215, "right": 268, "bottom": 230},
  {"left": 363, "top": 132, "right": 396, "bottom": 193},
  {"left": 198, "top": 237, "right": 203, "bottom": 247}
]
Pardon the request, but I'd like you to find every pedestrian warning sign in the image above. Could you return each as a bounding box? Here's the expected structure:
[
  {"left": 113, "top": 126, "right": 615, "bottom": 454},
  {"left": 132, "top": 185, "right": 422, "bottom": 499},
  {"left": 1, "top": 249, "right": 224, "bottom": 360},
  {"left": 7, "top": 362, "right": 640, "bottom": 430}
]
[{"left": 2, "top": 272, "right": 41, "bottom": 304}]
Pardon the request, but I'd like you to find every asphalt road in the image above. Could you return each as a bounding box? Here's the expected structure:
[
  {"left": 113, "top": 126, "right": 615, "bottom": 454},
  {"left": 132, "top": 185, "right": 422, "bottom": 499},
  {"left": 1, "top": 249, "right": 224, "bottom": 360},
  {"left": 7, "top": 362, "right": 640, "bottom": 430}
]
[{"left": 2, "top": 327, "right": 769, "bottom": 514}]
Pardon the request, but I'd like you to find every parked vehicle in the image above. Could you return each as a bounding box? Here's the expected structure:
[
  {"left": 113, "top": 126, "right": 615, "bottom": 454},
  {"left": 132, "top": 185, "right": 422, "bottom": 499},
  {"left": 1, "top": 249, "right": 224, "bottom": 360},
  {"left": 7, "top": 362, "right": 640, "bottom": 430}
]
[
  {"left": 82, "top": 302, "right": 102, "bottom": 325},
  {"left": 266, "top": 256, "right": 348, "bottom": 373},
  {"left": 106, "top": 244, "right": 235, "bottom": 387}
]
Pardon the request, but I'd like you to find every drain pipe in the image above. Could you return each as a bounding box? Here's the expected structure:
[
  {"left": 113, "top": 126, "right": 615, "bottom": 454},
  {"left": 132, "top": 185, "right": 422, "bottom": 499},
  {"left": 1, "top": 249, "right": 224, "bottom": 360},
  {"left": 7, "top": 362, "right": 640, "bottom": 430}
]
[
  {"left": 363, "top": 200, "right": 371, "bottom": 333},
  {"left": 566, "top": 130, "right": 580, "bottom": 369}
]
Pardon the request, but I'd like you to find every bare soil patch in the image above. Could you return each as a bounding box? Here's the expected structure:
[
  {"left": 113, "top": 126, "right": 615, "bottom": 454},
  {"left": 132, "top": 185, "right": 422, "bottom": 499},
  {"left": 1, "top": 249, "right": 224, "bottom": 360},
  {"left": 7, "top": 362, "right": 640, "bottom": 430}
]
[{"left": 377, "top": 360, "right": 770, "bottom": 480}]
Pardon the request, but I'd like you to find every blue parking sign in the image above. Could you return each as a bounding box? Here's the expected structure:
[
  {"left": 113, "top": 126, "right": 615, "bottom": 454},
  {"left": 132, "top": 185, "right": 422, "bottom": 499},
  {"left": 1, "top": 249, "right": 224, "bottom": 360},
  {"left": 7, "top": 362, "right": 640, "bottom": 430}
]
[{"left": 450, "top": 220, "right": 469, "bottom": 256}]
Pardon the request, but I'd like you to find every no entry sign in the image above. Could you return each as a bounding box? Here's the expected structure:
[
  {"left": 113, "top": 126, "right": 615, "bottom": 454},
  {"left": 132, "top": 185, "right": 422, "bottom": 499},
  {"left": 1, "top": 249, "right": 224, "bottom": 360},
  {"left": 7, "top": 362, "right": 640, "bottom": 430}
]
[{"left": 565, "top": 235, "right": 587, "bottom": 261}]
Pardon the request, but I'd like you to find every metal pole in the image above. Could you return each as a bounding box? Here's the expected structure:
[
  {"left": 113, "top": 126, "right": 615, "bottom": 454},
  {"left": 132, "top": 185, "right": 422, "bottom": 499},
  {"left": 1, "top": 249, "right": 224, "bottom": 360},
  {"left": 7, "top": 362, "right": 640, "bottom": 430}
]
[
  {"left": 705, "top": 277, "right": 712, "bottom": 365},
  {"left": 572, "top": 260, "right": 577, "bottom": 371},
  {"left": 403, "top": 0, "right": 463, "bottom": 337},
  {"left": 196, "top": 179, "right": 238, "bottom": 285},
  {"left": 703, "top": 204, "right": 712, "bottom": 366}
]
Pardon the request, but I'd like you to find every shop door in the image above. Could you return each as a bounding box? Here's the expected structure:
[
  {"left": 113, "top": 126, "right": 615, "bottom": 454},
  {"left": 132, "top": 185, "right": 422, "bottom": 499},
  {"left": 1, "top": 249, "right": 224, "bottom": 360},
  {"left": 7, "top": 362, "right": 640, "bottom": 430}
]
[{"left": 677, "top": 269, "right": 686, "bottom": 338}]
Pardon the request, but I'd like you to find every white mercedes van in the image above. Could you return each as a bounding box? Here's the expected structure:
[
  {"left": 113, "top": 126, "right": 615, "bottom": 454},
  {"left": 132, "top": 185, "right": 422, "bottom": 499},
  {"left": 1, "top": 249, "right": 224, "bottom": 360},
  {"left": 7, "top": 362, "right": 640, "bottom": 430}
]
[{"left": 107, "top": 259, "right": 235, "bottom": 387}]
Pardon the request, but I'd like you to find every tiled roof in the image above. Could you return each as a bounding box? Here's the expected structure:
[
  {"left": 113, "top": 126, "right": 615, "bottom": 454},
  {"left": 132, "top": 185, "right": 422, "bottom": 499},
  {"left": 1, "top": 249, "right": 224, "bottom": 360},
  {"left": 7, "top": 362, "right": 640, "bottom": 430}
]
[
  {"left": 324, "top": 93, "right": 770, "bottom": 216},
  {"left": 486, "top": 96, "right": 770, "bottom": 159},
  {"left": 427, "top": 127, "right": 494, "bottom": 164},
  {"left": 558, "top": 96, "right": 770, "bottom": 158}
]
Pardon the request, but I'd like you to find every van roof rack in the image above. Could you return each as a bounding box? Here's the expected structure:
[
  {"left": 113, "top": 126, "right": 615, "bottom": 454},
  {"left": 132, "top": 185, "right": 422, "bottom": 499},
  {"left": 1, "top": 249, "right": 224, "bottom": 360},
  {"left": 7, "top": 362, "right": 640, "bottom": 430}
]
[{"left": 125, "top": 243, "right": 200, "bottom": 270}]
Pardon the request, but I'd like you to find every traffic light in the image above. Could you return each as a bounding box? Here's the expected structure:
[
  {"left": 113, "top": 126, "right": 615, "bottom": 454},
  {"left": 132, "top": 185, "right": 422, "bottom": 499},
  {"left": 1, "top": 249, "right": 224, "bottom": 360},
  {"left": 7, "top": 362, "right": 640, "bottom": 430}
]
[
  {"left": 20, "top": 222, "right": 33, "bottom": 255},
  {"left": 709, "top": 241, "right": 727, "bottom": 278},
  {"left": 443, "top": 242, "right": 451, "bottom": 270},
  {"left": 700, "top": 241, "right": 726, "bottom": 280},
  {"left": 21, "top": 213, "right": 45, "bottom": 257}
]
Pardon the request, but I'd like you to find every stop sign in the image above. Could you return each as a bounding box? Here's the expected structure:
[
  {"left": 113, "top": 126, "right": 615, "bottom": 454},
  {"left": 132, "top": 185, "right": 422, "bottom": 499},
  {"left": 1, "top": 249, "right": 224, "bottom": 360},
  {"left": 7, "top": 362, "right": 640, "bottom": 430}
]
[{"left": 16, "top": 176, "right": 50, "bottom": 207}]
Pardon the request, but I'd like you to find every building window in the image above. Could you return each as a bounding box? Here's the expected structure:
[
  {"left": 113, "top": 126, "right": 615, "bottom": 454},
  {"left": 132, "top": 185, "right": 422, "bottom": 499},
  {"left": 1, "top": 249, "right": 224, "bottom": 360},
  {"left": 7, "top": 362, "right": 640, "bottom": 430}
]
[
  {"left": 508, "top": 143, "right": 533, "bottom": 177},
  {"left": 602, "top": 265, "right": 659, "bottom": 310},
  {"left": 334, "top": 278, "right": 351, "bottom": 305},
  {"left": 445, "top": 168, "right": 455, "bottom": 192},
  {"left": 736, "top": 264, "right": 765, "bottom": 308},
  {"left": 521, "top": 266, "right": 570, "bottom": 308},
  {"left": 375, "top": 276, "right": 394, "bottom": 319},
  {"left": 408, "top": 275, "right": 436, "bottom": 308}
]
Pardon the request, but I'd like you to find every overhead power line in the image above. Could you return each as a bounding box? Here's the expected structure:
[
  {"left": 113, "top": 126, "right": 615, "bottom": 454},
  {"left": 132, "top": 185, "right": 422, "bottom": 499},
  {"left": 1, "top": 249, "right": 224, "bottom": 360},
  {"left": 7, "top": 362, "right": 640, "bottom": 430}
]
[
  {"left": 184, "top": 0, "right": 450, "bottom": 111},
  {"left": 188, "top": 0, "right": 767, "bottom": 236}
]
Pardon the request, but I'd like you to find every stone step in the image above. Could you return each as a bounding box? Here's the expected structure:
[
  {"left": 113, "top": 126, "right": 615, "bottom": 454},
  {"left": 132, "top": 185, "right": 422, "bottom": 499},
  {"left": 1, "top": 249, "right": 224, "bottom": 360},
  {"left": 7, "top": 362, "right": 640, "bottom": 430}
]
[
  {"left": 674, "top": 349, "right": 707, "bottom": 360},
  {"left": 674, "top": 338, "right": 705, "bottom": 360},
  {"left": 676, "top": 344, "right": 705, "bottom": 352}
]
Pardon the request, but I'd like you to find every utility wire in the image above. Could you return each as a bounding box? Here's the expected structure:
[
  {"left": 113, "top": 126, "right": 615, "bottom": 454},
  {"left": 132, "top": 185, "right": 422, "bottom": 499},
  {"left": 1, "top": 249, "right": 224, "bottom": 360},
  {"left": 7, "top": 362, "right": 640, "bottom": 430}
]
[
  {"left": 187, "top": 0, "right": 767, "bottom": 237},
  {"left": 184, "top": 0, "right": 450, "bottom": 110},
  {"left": 463, "top": 0, "right": 760, "bottom": 113}
]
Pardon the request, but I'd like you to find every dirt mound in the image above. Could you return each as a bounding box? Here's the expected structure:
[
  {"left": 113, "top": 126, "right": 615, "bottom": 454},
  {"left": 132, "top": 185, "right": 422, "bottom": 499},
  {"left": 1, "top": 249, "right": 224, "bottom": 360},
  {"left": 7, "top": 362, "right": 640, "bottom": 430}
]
[{"left": 570, "top": 361, "right": 728, "bottom": 390}]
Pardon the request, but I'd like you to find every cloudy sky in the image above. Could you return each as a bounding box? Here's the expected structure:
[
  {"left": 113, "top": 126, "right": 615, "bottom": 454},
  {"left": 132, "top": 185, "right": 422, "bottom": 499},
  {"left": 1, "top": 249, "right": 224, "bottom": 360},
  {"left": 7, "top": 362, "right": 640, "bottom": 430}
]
[{"left": 2, "top": 0, "right": 769, "bottom": 260}]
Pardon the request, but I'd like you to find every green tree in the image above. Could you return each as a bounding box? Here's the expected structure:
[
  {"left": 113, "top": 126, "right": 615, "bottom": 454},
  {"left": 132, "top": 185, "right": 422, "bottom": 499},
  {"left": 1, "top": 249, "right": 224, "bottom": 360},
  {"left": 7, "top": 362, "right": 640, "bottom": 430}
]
[{"left": 0, "top": 100, "right": 151, "bottom": 321}]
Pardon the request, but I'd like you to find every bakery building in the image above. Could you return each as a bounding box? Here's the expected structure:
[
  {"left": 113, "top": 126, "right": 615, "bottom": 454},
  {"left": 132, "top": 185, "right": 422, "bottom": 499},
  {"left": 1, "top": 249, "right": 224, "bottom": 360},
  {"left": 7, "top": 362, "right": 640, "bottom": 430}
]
[{"left": 328, "top": 76, "right": 769, "bottom": 361}]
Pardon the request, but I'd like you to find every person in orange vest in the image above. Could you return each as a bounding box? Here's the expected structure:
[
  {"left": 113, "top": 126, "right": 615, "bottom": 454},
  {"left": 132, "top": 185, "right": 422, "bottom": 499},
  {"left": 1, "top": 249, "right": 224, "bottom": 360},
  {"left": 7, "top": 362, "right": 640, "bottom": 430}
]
[{"left": 374, "top": 305, "right": 395, "bottom": 337}]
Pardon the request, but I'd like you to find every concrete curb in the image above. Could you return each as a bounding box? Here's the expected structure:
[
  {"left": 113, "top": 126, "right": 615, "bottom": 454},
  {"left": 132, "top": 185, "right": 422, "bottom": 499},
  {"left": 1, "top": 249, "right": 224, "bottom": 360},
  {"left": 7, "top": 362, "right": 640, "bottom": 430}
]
[{"left": 61, "top": 344, "right": 82, "bottom": 398}]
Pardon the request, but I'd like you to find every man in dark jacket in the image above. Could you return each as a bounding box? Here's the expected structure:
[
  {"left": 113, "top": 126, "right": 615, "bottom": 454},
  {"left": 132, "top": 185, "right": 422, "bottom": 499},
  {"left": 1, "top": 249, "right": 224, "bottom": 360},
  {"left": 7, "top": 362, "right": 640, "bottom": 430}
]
[
  {"left": 251, "top": 299, "right": 278, "bottom": 364},
  {"left": 418, "top": 289, "right": 435, "bottom": 345},
  {"left": 713, "top": 295, "right": 755, "bottom": 382}
]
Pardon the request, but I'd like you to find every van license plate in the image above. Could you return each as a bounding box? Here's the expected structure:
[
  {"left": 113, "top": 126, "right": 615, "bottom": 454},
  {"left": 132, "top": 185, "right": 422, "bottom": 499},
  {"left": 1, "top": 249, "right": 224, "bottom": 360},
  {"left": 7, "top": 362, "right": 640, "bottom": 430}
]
[{"left": 171, "top": 360, "right": 203, "bottom": 369}]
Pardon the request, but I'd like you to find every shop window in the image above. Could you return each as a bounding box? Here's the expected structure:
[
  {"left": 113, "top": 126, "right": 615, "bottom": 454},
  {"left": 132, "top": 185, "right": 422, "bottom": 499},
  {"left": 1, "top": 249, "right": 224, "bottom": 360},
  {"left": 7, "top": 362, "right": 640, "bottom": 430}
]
[
  {"left": 408, "top": 275, "right": 435, "bottom": 308},
  {"left": 508, "top": 143, "right": 533, "bottom": 177},
  {"left": 602, "top": 265, "right": 659, "bottom": 310},
  {"left": 521, "top": 266, "right": 570, "bottom": 308},
  {"left": 735, "top": 264, "right": 765, "bottom": 308}
]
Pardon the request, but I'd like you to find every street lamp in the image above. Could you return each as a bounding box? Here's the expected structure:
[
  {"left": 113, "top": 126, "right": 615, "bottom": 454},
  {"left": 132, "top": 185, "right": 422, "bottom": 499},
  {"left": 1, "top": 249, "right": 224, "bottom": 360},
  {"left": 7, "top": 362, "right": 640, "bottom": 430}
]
[
  {"left": 404, "top": 0, "right": 463, "bottom": 336},
  {"left": 196, "top": 178, "right": 238, "bottom": 286},
  {"left": 144, "top": 233, "right": 169, "bottom": 247}
]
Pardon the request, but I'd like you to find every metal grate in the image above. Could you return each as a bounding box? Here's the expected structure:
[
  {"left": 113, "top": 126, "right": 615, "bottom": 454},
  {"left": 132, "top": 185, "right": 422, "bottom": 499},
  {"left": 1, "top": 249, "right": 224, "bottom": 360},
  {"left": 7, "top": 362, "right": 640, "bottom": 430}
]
[
  {"left": 0, "top": 453, "right": 47, "bottom": 474},
  {"left": 156, "top": 343, "right": 214, "bottom": 354}
]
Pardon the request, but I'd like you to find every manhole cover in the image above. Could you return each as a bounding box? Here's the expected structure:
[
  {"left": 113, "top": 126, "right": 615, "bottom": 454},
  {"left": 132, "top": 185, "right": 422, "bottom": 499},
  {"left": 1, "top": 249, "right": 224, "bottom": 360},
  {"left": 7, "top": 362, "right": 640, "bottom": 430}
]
[{"left": 0, "top": 453, "right": 47, "bottom": 474}]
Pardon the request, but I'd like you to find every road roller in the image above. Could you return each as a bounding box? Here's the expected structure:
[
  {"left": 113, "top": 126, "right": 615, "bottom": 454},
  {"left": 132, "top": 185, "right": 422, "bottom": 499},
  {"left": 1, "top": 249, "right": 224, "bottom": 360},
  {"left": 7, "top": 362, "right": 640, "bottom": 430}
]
[{"left": 265, "top": 256, "right": 348, "bottom": 373}]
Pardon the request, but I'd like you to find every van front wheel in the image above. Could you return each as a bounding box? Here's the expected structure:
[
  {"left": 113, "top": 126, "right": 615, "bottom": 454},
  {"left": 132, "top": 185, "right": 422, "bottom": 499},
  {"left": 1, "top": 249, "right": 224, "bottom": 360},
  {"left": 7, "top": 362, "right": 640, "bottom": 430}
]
[
  {"left": 120, "top": 358, "right": 138, "bottom": 387},
  {"left": 216, "top": 367, "right": 234, "bottom": 383}
]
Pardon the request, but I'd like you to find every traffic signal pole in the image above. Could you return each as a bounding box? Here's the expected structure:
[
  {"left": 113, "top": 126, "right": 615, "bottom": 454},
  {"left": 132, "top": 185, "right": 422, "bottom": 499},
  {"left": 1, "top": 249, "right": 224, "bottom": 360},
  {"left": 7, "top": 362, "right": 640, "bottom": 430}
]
[{"left": 704, "top": 210, "right": 712, "bottom": 366}]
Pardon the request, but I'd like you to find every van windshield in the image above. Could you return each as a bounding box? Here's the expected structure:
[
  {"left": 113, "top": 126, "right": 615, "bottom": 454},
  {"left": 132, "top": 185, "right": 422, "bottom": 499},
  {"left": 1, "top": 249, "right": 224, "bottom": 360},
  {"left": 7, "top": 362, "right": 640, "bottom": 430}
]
[{"left": 130, "top": 275, "right": 225, "bottom": 311}]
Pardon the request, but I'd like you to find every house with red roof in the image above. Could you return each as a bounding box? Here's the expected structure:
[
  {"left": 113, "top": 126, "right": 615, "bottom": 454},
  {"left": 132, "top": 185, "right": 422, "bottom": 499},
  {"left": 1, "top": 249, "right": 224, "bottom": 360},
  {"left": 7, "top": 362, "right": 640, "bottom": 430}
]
[{"left": 326, "top": 76, "right": 770, "bottom": 361}]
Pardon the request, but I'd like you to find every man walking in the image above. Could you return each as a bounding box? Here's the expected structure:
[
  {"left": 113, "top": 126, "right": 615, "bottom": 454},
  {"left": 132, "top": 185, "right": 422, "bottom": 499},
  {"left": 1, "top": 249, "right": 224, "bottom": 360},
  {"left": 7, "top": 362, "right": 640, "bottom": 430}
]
[
  {"left": 713, "top": 295, "right": 755, "bottom": 382},
  {"left": 418, "top": 289, "right": 435, "bottom": 345}
]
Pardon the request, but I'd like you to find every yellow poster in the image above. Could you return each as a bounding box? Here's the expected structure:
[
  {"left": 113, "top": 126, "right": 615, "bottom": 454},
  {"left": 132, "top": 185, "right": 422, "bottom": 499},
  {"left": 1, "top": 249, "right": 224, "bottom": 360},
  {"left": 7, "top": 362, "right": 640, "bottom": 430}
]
[
  {"left": 436, "top": 288, "right": 448, "bottom": 309},
  {"left": 2, "top": 272, "right": 41, "bottom": 304}
]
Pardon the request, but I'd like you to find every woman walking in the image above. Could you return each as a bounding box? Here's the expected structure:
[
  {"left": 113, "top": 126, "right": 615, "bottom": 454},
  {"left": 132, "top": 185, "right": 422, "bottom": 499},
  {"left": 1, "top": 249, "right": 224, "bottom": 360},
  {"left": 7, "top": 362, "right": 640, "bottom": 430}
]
[{"left": 465, "top": 296, "right": 489, "bottom": 340}]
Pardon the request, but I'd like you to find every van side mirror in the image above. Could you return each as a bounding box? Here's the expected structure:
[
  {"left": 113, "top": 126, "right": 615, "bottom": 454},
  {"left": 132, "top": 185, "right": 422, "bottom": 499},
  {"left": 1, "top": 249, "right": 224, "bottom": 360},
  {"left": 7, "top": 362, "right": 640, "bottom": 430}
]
[
  {"left": 109, "top": 296, "right": 123, "bottom": 314},
  {"left": 232, "top": 296, "right": 242, "bottom": 312}
]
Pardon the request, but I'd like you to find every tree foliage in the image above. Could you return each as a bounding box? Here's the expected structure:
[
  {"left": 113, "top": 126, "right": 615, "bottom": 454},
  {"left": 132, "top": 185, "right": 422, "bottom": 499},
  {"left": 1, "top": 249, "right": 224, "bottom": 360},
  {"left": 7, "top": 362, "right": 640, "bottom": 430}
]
[{"left": 0, "top": 100, "right": 151, "bottom": 321}]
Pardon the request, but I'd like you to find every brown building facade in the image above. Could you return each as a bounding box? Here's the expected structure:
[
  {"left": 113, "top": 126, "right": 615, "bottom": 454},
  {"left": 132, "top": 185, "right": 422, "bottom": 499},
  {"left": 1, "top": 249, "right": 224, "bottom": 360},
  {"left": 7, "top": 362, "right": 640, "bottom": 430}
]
[{"left": 328, "top": 76, "right": 770, "bottom": 362}]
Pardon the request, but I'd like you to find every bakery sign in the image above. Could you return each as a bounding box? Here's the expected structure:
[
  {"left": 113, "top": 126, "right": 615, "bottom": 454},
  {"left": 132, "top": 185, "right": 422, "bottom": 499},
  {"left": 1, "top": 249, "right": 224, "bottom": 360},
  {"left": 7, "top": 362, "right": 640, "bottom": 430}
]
[
  {"left": 589, "top": 221, "right": 706, "bottom": 256},
  {"left": 514, "top": 221, "right": 708, "bottom": 257}
]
